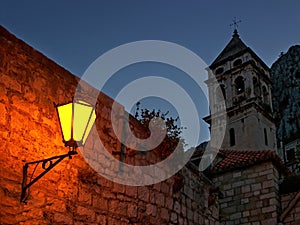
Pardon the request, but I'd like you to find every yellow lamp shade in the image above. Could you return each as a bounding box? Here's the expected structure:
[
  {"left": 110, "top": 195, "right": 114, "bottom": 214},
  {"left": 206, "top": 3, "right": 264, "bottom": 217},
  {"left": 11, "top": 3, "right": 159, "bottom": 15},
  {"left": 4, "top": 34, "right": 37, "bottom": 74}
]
[{"left": 56, "top": 100, "right": 96, "bottom": 148}]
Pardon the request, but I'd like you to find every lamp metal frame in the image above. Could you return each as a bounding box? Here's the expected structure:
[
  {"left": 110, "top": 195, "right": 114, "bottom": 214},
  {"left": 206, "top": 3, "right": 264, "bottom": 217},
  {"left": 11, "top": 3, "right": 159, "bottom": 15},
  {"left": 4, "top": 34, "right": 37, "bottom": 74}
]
[
  {"left": 21, "top": 150, "right": 77, "bottom": 202},
  {"left": 20, "top": 100, "right": 95, "bottom": 203}
]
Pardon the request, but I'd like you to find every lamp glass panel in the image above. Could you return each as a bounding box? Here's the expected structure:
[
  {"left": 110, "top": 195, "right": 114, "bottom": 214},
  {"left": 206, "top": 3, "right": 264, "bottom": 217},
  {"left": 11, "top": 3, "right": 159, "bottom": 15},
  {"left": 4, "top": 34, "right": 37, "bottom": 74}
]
[
  {"left": 57, "top": 103, "right": 73, "bottom": 142},
  {"left": 82, "top": 110, "right": 96, "bottom": 144},
  {"left": 73, "top": 102, "right": 95, "bottom": 142}
]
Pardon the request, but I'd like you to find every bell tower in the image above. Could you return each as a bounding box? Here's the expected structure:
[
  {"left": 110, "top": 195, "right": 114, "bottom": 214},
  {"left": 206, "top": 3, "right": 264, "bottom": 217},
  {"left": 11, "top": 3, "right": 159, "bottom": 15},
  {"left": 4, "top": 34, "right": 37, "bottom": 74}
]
[{"left": 204, "top": 29, "right": 277, "bottom": 150}]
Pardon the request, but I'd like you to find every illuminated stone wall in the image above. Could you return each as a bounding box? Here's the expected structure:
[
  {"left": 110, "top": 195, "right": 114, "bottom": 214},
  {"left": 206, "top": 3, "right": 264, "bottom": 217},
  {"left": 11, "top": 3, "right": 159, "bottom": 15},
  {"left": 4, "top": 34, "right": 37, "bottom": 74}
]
[{"left": 0, "top": 26, "right": 218, "bottom": 225}]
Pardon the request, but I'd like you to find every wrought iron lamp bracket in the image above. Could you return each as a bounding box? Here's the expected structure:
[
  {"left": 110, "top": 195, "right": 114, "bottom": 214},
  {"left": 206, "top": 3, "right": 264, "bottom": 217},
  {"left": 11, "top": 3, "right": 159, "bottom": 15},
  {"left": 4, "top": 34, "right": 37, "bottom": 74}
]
[{"left": 21, "top": 150, "right": 77, "bottom": 203}]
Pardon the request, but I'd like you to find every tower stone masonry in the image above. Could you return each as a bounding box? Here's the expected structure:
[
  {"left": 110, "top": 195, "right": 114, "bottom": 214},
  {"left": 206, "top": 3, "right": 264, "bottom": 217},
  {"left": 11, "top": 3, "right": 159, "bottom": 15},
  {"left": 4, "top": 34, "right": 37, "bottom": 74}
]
[{"left": 204, "top": 29, "right": 277, "bottom": 151}]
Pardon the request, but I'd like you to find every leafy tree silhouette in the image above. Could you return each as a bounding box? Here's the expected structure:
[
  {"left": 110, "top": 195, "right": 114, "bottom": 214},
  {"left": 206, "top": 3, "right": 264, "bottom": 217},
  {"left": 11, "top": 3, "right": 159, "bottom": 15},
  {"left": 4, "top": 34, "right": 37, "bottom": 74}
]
[{"left": 133, "top": 101, "right": 186, "bottom": 159}]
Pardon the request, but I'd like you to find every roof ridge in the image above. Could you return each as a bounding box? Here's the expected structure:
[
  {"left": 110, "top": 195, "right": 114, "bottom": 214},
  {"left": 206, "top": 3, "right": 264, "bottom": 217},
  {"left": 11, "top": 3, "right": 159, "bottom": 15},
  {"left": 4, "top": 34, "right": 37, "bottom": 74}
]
[{"left": 210, "top": 32, "right": 248, "bottom": 68}]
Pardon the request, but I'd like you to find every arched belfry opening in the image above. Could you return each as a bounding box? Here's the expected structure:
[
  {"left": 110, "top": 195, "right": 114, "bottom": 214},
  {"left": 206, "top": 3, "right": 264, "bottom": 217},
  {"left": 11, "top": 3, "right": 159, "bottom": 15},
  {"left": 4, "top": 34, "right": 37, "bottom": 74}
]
[
  {"left": 253, "top": 77, "right": 261, "bottom": 97},
  {"left": 262, "top": 85, "right": 269, "bottom": 105},
  {"left": 235, "top": 76, "right": 245, "bottom": 95}
]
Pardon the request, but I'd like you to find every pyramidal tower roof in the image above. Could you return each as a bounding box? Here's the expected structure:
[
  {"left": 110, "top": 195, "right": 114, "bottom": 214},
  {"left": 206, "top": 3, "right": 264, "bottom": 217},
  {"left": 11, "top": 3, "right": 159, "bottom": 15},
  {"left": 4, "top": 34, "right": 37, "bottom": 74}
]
[{"left": 210, "top": 29, "right": 248, "bottom": 68}]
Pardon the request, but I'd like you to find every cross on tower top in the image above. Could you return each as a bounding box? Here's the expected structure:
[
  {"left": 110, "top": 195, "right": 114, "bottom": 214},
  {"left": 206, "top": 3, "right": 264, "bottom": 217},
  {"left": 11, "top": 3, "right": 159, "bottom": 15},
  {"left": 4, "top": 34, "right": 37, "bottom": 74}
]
[{"left": 230, "top": 17, "right": 242, "bottom": 33}]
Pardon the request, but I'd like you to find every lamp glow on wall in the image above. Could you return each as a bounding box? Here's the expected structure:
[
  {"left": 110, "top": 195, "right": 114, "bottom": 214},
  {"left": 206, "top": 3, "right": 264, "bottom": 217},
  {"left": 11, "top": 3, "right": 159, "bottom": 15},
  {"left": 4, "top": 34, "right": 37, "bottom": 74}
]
[{"left": 21, "top": 100, "right": 96, "bottom": 202}]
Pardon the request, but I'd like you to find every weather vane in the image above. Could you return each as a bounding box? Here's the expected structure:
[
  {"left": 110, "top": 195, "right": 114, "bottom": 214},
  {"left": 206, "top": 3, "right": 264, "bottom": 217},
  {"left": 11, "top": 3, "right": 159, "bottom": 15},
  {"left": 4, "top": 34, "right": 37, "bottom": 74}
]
[{"left": 230, "top": 17, "right": 242, "bottom": 31}]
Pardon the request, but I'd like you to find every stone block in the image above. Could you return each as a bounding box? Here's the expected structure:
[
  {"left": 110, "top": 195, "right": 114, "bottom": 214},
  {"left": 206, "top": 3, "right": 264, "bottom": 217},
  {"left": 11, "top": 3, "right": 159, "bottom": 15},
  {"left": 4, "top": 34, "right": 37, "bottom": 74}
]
[
  {"left": 259, "top": 168, "right": 274, "bottom": 176},
  {"left": 259, "top": 192, "right": 276, "bottom": 200},
  {"left": 165, "top": 196, "right": 173, "bottom": 210},
  {"left": 262, "top": 205, "right": 276, "bottom": 213},
  {"left": 186, "top": 197, "right": 192, "bottom": 209},
  {"left": 226, "top": 189, "right": 234, "bottom": 196},
  {"left": 155, "top": 192, "right": 165, "bottom": 206},
  {"left": 223, "top": 206, "right": 237, "bottom": 214},
  {"left": 242, "top": 185, "right": 251, "bottom": 193},
  {"left": 242, "top": 210, "right": 250, "bottom": 217},
  {"left": 0, "top": 83, "right": 8, "bottom": 103},
  {"left": 229, "top": 212, "right": 241, "bottom": 220},
  {"left": 160, "top": 207, "right": 169, "bottom": 220},
  {"left": 92, "top": 197, "right": 108, "bottom": 211},
  {"left": 53, "top": 213, "right": 73, "bottom": 224},
  {"left": 1, "top": 74, "right": 21, "bottom": 92},
  {"left": 223, "top": 184, "right": 232, "bottom": 190},
  {"left": 127, "top": 203, "right": 137, "bottom": 217},
  {"left": 232, "top": 181, "right": 244, "bottom": 188},
  {"left": 170, "top": 212, "right": 178, "bottom": 223},
  {"left": 184, "top": 186, "right": 194, "bottom": 199},
  {"left": 45, "top": 198, "right": 66, "bottom": 213},
  {"left": 241, "top": 198, "right": 249, "bottom": 204},
  {"left": 187, "top": 208, "right": 193, "bottom": 221},
  {"left": 146, "top": 204, "right": 157, "bottom": 216},
  {"left": 110, "top": 200, "right": 127, "bottom": 216},
  {"left": 76, "top": 205, "right": 95, "bottom": 219},
  {"left": 251, "top": 183, "right": 262, "bottom": 191},
  {"left": 233, "top": 171, "right": 241, "bottom": 178},
  {"left": 262, "top": 180, "right": 274, "bottom": 189},
  {"left": 0, "top": 103, "right": 7, "bottom": 125},
  {"left": 78, "top": 189, "right": 92, "bottom": 204},
  {"left": 284, "top": 214, "right": 294, "bottom": 222},
  {"left": 220, "top": 202, "right": 228, "bottom": 208},
  {"left": 247, "top": 172, "right": 259, "bottom": 179},
  {"left": 138, "top": 186, "right": 149, "bottom": 202},
  {"left": 222, "top": 196, "right": 233, "bottom": 202},
  {"left": 10, "top": 110, "right": 29, "bottom": 131},
  {"left": 181, "top": 204, "right": 187, "bottom": 217},
  {"left": 174, "top": 200, "right": 181, "bottom": 214},
  {"left": 125, "top": 185, "right": 137, "bottom": 198},
  {"left": 261, "top": 218, "right": 277, "bottom": 225},
  {"left": 294, "top": 213, "right": 300, "bottom": 221},
  {"left": 252, "top": 222, "right": 260, "bottom": 225},
  {"left": 161, "top": 182, "right": 170, "bottom": 194},
  {"left": 250, "top": 208, "right": 261, "bottom": 216}
]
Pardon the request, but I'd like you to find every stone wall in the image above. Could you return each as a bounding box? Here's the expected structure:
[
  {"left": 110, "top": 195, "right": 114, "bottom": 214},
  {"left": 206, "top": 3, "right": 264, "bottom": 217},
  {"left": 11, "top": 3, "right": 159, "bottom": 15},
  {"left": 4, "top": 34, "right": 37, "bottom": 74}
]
[
  {"left": 213, "top": 162, "right": 280, "bottom": 225},
  {"left": 0, "top": 26, "right": 219, "bottom": 224},
  {"left": 280, "top": 192, "right": 300, "bottom": 224}
]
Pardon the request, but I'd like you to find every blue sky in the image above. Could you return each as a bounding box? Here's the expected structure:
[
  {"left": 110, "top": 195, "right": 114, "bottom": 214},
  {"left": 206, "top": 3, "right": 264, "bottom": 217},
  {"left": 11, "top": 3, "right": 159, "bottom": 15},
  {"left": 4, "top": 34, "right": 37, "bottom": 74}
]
[{"left": 1, "top": 1, "right": 300, "bottom": 144}]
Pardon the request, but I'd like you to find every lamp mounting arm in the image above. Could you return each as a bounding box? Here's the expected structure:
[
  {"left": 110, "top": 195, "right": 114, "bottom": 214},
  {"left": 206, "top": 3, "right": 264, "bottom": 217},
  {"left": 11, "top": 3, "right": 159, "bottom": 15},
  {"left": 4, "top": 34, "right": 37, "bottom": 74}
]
[{"left": 21, "top": 150, "right": 77, "bottom": 203}]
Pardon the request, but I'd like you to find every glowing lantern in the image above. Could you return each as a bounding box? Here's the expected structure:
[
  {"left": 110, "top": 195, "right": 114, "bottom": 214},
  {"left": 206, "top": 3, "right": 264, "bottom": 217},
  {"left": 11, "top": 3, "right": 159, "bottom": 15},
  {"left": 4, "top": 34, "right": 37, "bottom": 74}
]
[
  {"left": 21, "top": 100, "right": 96, "bottom": 202},
  {"left": 55, "top": 100, "right": 96, "bottom": 149}
]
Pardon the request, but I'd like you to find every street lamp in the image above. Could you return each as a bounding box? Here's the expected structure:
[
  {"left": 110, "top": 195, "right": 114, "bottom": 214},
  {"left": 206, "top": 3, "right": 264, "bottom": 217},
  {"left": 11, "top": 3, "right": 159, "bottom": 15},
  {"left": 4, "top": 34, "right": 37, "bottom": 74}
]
[{"left": 21, "top": 100, "right": 96, "bottom": 202}]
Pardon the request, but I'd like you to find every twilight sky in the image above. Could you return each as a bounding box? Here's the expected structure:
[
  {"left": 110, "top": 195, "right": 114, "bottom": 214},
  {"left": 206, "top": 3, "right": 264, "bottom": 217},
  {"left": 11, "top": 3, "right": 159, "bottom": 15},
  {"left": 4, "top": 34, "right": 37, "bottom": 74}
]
[{"left": 1, "top": 0, "right": 300, "bottom": 144}]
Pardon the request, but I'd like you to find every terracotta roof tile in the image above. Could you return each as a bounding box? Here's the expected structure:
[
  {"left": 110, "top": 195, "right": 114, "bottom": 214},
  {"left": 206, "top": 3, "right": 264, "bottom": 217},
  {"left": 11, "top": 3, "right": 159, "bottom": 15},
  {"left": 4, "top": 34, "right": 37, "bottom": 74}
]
[{"left": 211, "top": 149, "right": 291, "bottom": 175}]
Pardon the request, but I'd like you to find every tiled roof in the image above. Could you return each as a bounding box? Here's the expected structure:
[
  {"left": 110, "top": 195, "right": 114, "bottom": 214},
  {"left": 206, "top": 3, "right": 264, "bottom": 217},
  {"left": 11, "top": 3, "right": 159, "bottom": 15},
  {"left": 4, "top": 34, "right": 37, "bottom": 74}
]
[
  {"left": 210, "top": 30, "right": 248, "bottom": 68},
  {"left": 211, "top": 149, "right": 291, "bottom": 175}
]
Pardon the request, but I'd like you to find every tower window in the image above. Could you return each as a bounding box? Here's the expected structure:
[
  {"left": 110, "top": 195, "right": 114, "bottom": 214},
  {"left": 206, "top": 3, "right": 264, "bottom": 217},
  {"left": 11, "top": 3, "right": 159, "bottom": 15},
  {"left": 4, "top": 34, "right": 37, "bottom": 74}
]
[
  {"left": 253, "top": 77, "right": 261, "bottom": 96},
  {"left": 286, "top": 148, "right": 295, "bottom": 162},
  {"left": 233, "top": 59, "right": 242, "bottom": 67},
  {"left": 262, "top": 86, "right": 269, "bottom": 105},
  {"left": 230, "top": 128, "right": 235, "bottom": 146},
  {"left": 264, "top": 128, "right": 268, "bottom": 146},
  {"left": 220, "top": 84, "right": 226, "bottom": 100},
  {"left": 235, "top": 76, "right": 245, "bottom": 95},
  {"left": 216, "top": 67, "right": 224, "bottom": 75}
]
